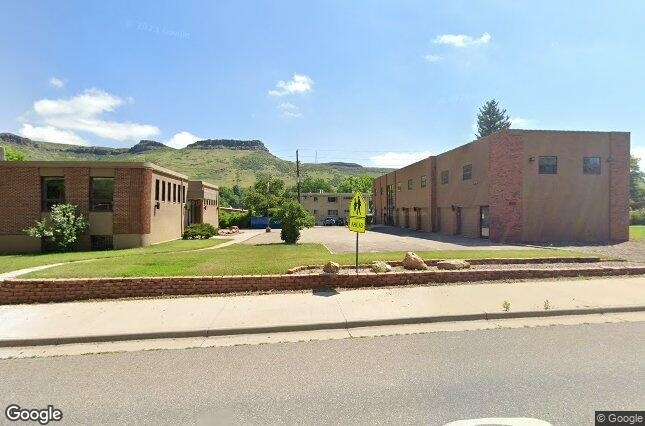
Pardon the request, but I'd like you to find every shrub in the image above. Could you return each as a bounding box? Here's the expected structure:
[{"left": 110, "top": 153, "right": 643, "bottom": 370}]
[
  {"left": 629, "top": 209, "right": 645, "bottom": 225},
  {"left": 219, "top": 211, "right": 251, "bottom": 229},
  {"left": 182, "top": 223, "right": 218, "bottom": 239},
  {"left": 274, "top": 199, "right": 315, "bottom": 244},
  {"left": 23, "top": 204, "right": 88, "bottom": 252}
]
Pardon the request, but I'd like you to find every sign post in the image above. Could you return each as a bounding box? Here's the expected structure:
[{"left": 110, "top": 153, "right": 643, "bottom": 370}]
[{"left": 348, "top": 192, "right": 367, "bottom": 273}]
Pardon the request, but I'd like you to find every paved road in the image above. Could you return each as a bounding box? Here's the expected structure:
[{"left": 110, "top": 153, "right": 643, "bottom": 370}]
[
  {"left": 0, "top": 322, "right": 642, "bottom": 425},
  {"left": 244, "top": 225, "right": 534, "bottom": 253}
]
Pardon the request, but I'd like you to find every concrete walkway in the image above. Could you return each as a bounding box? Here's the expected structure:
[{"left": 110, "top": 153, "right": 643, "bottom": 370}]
[{"left": 0, "top": 276, "right": 643, "bottom": 347}]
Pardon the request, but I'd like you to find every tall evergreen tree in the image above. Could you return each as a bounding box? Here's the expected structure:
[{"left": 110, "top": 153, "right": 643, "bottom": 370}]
[{"left": 475, "top": 99, "right": 511, "bottom": 138}]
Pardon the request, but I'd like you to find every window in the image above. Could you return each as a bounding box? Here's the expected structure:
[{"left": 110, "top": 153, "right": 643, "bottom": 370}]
[
  {"left": 313, "top": 209, "right": 318, "bottom": 214},
  {"left": 421, "top": 175, "right": 427, "bottom": 188},
  {"left": 328, "top": 197, "right": 337, "bottom": 202},
  {"left": 463, "top": 164, "right": 472, "bottom": 180},
  {"left": 155, "top": 179, "right": 160, "bottom": 201},
  {"left": 441, "top": 170, "right": 449, "bottom": 184},
  {"left": 328, "top": 209, "right": 338, "bottom": 216},
  {"left": 167, "top": 182, "right": 171, "bottom": 201},
  {"left": 539, "top": 156, "right": 558, "bottom": 174},
  {"left": 41, "top": 177, "right": 65, "bottom": 211},
  {"left": 408, "top": 179, "right": 413, "bottom": 190},
  {"left": 90, "top": 235, "right": 113, "bottom": 251},
  {"left": 583, "top": 157, "right": 601, "bottom": 175},
  {"left": 90, "top": 177, "right": 114, "bottom": 212},
  {"left": 313, "top": 197, "right": 318, "bottom": 202},
  {"left": 173, "top": 183, "right": 177, "bottom": 203},
  {"left": 161, "top": 180, "right": 166, "bottom": 201},
  {"left": 182, "top": 186, "right": 186, "bottom": 203}
]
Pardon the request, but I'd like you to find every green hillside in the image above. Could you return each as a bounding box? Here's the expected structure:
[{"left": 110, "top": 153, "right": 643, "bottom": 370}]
[{"left": 0, "top": 133, "right": 391, "bottom": 187}]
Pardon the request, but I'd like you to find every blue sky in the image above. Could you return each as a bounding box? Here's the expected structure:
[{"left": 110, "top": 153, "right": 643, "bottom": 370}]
[{"left": 1, "top": 1, "right": 644, "bottom": 168}]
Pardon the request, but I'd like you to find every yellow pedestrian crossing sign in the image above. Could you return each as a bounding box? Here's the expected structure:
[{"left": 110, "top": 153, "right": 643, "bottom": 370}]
[
  {"left": 349, "top": 217, "right": 366, "bottom": 233},
  {"left": 349, "top": 192, "right": 366, "bottom": 218}
]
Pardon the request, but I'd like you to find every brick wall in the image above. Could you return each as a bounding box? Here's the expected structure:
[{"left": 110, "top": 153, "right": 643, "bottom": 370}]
[
  {"left": 64, "top": 168, "right": 90, "bottom": 218},
  {"left": 0, "top": 168, "right": 40, "bottom": 235},
  {"left": 113, "top": 168, "right": 152, "bottom": 234},
  {"left": 609, "top": 133, "right": 630, "bottom": 241},
  {"left": 489, "top": 131, "right": 523, "bottom": 242},
  {"left": 1, "top": 266, "right": 643, "bottom": 305}
]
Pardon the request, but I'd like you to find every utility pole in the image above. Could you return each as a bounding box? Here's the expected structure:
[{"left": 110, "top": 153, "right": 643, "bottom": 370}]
[{"left": 296, "top": 149, "right": 301, "bottom": 203}]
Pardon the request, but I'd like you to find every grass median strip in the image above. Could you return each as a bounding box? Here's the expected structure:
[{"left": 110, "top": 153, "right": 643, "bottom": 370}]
[
  {"left": 0, "top": 239, "right": 228, "bottom": 274},
  {"left": 630, "top": 225, "right": 645, "bottom": 240},
  {"left": 21, "top": 243, "right": 589, "bottom": 278}
]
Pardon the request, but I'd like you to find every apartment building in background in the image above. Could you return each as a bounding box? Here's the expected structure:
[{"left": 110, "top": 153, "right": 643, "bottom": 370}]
[
  {"left": 373, "top": 130, "right": 630, "bottom": 243},
  {"left": 301, "top": 192, "right": 371, "bottom": 224},
  {"left": 0, "top": 160, "right": 219, "bottom": 253}
]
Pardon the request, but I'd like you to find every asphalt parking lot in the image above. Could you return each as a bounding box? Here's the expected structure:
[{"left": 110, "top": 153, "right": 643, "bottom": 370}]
[{"left": 242, "top": 225, "right": 534, "bottom": 253}]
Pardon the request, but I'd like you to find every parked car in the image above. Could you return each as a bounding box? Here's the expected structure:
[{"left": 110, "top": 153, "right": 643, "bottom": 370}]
[
  {"left": 335, "top": 217, "right": 346, "bottom": 226},
  {"left": 323, "top": 216, "right": 337, "bottom": 226}
]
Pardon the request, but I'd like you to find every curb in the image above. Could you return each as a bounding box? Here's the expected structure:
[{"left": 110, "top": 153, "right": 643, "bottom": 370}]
[{"left": 1, "top": 304, "right": 644, "bottom": 348}]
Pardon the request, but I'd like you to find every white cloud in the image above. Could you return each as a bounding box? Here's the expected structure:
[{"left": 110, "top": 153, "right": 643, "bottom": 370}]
[
  {"left": 423, "top": 54, "right": 441, "bottom": 63},
  {"left": 433, "top": 32, "right": 491, "bottom": 48},
  {"left": 164, "top": 131, "right": 202, "bottom": 149},
  {"left": 26, "top": 88, "right": 160, "bottom": 142},
  {"left": 19, "top": 124, "right": 89, "bottom": 146},
  {"left": 268, "top": 73, "right": 313, "bottom": 97},
  {"left": 282, "top": 111, "right": 302, "bottom": 118},
  {"left": 49, "top": 77, "right": 64, "bottom": 88},
  {"left": 369, "top": 151, "right": 434, "bottom": 168},
  {"left": 510, "top": 117, "right": 534, "bottom": 128},
  {"left": 278, "top": 102, "right": 298, "bottom": 110}
]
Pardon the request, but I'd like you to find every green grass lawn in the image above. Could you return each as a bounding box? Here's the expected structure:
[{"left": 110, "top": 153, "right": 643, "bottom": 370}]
[
  {"left": 22, "top": 243, "right": 588, "bottom": 279},
  {"left": 0, "top": 239, "right": 227, "bottom": 274},
  {"left": 630, "top": 225, "right": 645, "bottom": 240}
]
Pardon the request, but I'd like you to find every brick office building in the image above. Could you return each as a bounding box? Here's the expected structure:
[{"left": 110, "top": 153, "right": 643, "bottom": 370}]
[
  {"left": 301, "top": 192, "right": 371, "bottom": 224},
  {"left": 372, "top": 130, "right": 630, "bottom": 243},
  {"left": 0, "top": 160, "right": 220, "bottom": 253}
]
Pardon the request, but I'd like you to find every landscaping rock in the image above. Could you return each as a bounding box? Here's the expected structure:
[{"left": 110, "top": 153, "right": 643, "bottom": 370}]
[
  {"left": 371, "top": 261, "right": 392, "bottom": 273},
  {"left": 437, "top": 260, "right": 471, "bottom": 270},
  {"left": 322, "top": 261, "right": 340, "bottom": 274},
  {"left": 402, "top": 252, "right": 428, "bottom": 270}
]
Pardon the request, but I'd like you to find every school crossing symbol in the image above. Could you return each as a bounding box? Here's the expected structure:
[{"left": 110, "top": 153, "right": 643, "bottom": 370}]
[{"left": 348, "top": 192, "right": 366, "bottom": 233}]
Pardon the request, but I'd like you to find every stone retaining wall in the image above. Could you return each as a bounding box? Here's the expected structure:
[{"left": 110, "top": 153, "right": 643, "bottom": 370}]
[{"left": 1, "top": 264, "right": 643, "bottom": 305}]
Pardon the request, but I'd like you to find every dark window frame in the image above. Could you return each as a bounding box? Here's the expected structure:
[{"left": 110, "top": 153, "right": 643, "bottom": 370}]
[
  {"left": 463, "top": 164, "right": 472, "bottom": 181},
  {"left": 441, "top": 170, "right": 449, "bottom": 185},
  {"left": 408, "top": 178, "right": 413, "bottom": 190},
  {"left": 41, "top": 177, "right": 65, "bottom": 212},
  {"left": 167, "top": 182, "right": 171, "bottom": 202},
  {"left": 328, "top": 197, "right": 337, "bottom": 203},
  {"left": 173, "top": 183, "right": 177, "bottom": 203},
  {"left": 539, "top": 156, "right": 558, "bottom": 174},
  {"left": 421, "top": 175, "right": 427, "bottom": 188},
  {"left": 583, "top": 156, "right": 601, "bottom": 175},
  {"left": 161, "top": 180, "right": 166, "bottom": 201},
  {"left": 90, "top": 177, "right": 115, "bottom": 212},
  {"left": 155, "top": 179, "right": 160, "bottom": 201}
]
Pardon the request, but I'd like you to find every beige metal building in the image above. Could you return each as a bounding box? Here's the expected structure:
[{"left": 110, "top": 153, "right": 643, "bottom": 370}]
[
  {"left": 373, "top": 130, "right": 629, "bottom": 243},
  {"left": 0, "top": 160, "right": 219, "bottom": 253}
]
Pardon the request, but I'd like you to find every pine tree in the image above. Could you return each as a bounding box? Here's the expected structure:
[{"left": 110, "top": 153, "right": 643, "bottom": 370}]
[{"left": 476, "top": 99, "right": 511, "bottom": 139}]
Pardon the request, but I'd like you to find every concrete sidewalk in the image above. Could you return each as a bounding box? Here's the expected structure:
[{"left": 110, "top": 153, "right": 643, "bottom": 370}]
[{"left": 0, "top": 276, "right": 643, "bottom": 347}]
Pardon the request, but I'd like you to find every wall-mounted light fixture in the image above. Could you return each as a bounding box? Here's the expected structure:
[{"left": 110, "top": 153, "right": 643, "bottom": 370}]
[
  {"left": 154, "top": 201, "right": 160, "bottom": 210},
  {"left": 607, "top": 157, "right": 613, "bottom": 163},
  {"left": 528, "top": 156, "right": 535, "bottom": 162},
  {"left": 204, "top": 205, "right": 207, "bottom": 211}
]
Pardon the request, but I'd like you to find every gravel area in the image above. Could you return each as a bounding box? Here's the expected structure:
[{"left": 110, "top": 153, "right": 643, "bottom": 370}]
[{"left": 293, "top": 261, "right": 641, "bottom": 275}]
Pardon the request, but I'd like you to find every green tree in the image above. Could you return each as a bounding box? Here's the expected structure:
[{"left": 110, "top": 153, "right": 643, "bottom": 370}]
[
  {"left": 274, "top": 199, "right": 316, "bottom": 244},
  {"left": 4, "top": 146, "right": 26, "bottom": 161},
  {"left": 630, "top": 155, "right": 645, "bottom": 207},
  {"left": 338, "top": 175, "right": 374, "bottom": 193},
  {"left": 299, "top": 176, "right": 334, "bottom": 193},
  {"left": 475, "top": 99, "right": 511, "bottom": 139},
  {"left": 23, "top": 204, "right": 89, "bottom": 252},
  {"left": 219, "top": 185, "right": 245, "bottom": 208},
  {"left": 244, "top": 174, "right": 291, "bottom": 216}
]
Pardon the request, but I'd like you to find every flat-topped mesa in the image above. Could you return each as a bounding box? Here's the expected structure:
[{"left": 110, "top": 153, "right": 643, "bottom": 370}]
[
  {"left": 0, "top": 133, "right": 33, "bottom": 146},
  {"left": 186, "top": 139, "right": 269, "bottom": 151},
  {"left": 129, "top": 140, "right": 170, "bottom": 154},
  {"left": 323, "top": 162, "right": 364, "bottom": 168}
]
